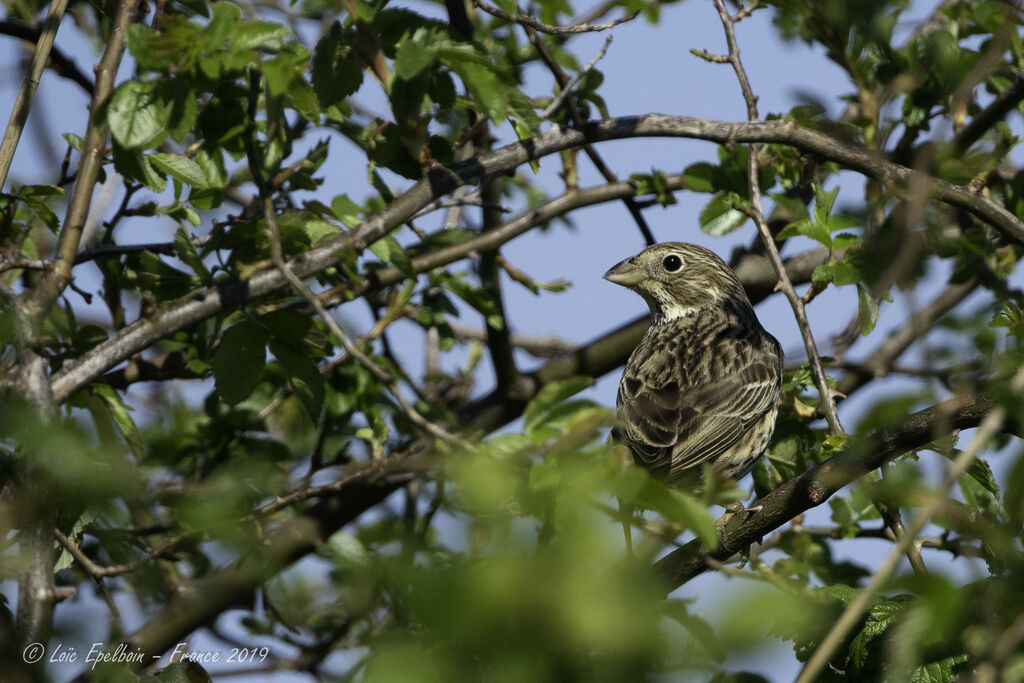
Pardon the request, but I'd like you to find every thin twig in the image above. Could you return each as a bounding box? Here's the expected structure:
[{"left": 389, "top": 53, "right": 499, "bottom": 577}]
[
  {"left": 541, "top": 36, "right": 613, "bottom": 119},
  {"left": 472, "top": 0, "right": 638, "bottom": 35},
  {"left": 711, "top": 0, "right": 843, "bottom": 434},
  {"left": 412, "top": 193, "right": 510, "bottom": 219},
  {"left": 22, "top": 0, "right": 141, "bottom": 321},
  {"left": 261, "top": 198, "right": 465, "bottom": 446},
  {"left": 0, "top": 18, "right": 93, "bottom": 94},
  {"left": 523, "top": 21, "right": 656, "bottom": 245},
  {"left": 0, "top": 0, "right": 69, "bottom": 190},
  {"left": 53, "top": 527, "right": 190, "bottom": 579},
  {"left": 794, "top": 371, "right": 1023, "bottom": 683}
]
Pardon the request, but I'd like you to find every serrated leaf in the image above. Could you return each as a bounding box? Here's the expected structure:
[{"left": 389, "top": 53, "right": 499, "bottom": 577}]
[
  {"left": 213, "top": 321, "right": 268, "bottom": 405},
  {"left": 92, "top": 384, "right": 142, "bottom": 457},
  {"left": 107, "top": 81, "right": 166, "bottom": 149},
  {"left": 849, "top": 596, "right": 910, "bottom": 669},
  {"left": 62, "top": 132, "right": 83, "bottom": 153},
  {"left": 312, "top": 22, "right": 364, "bottom": 108},
  {"left": 232, "top": 21, "right": 291, "bottom": 51},
  {"left": 699, "top": 193, "right": 748, "bottom": 236},
  {"left": 682, "top": 162, "right": 717, "bottom": 193},
  {"left": 454, "top": 62, "right": 507, "bottom": 122},
  {"left": 269, "top": 339, "right": 324, "bottom": 423},
  {"left": 173, "top": 228, "right": 210, "bottom": 280},
  {"left": 777, "top": 218, "right": 831, "bottom": 246},
  {"left": 523, "top": 377, "right": 594, "bottom": 436},
  {"left": 148, "top": 153, "right": 209, "bottom": 188},
  {"left": 368, "top": 235, "right": 413, "bottom": 275},
  {"left": 331, "top": 194, "right": 363, "bottom": 228},
  {"left": 831, "top": 259, "right": 863, "bottom": 286},
  {"left": 813, "top": 184, "right": 839, "bottom": 223},
  {"left": 395, "top": 28, "right": 438, "bottom": 79},
  {"left": 857, "top": 285, "right": 879, "bottom": 335}
]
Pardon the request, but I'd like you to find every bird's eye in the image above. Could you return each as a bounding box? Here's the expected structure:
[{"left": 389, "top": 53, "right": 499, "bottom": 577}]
[{"left": 663, "top": 255, "right": 682, "bottom": 272}]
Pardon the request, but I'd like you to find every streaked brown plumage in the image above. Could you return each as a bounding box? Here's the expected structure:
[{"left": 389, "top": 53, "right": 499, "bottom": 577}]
[{"left": 605, "top": 242, "right": 783, "bottom": 486}]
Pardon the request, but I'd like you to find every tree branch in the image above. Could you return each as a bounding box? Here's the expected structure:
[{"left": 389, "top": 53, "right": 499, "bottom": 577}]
[
  {"left": 795, "top": 372, "right": 1021, "bottom": 683},
  {"left": 47, "top": 114, "right": 1024, "bottom": 403},
  {"left": 0, "top": 18, "right": 93, "bottom": 95},
  {"left": 0, "top": 0, "right": 70, "bottom": 190},
  {"left": 471, "top": 0, "right": 639, "bottom": 35},
  {"left": 653, "top": 391, "right": 1005, "bottom": 590},
  {"left": 711, "top": 0, "right": 843, "bottom": 434},
  {"left": 121, "top": 473, "right": 412, "bottom": 665},
  {"left": 21, "top": 0, "right": 140, "bottom": 322}
]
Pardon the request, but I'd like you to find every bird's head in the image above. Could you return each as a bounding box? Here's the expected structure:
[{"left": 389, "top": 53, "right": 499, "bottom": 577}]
[{"left": 603, "top": 242, "right": 751, "bottom": 322}]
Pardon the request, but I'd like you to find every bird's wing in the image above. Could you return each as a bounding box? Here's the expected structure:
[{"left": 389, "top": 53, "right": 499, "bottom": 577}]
[{"left": 618, "top": 335, "right": 780, "bottom": 477}]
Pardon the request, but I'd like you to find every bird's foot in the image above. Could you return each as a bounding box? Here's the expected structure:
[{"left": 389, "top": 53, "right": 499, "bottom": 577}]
[{"left": 715, "top": 501, "right": 760, "bottom": 553}]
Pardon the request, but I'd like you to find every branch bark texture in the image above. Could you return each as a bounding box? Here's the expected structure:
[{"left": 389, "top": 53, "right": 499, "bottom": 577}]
[{"left": 49, "top": 115, "right": 1024, "bottom": 402}]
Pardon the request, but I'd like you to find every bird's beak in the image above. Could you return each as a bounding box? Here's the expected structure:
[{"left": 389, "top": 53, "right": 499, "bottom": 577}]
[{"left": 603, "top": 258, "right": 645, "bottom": 287}]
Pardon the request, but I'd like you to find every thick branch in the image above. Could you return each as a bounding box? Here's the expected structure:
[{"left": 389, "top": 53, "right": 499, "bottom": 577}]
[
  {"left": 48, "top": 114, "right": 1023, "bottom": 402},
  {"left": 121, "top": 475, "right": 410, "bottom": 664},
  {"left": 0, "top": 0, "right": 69, "bottom": 190},
  {"left": 21, "top": 0, "right": 140, "bottom": 322},
  {"left": 653, "top": 392, "right": 999, "bottom": 590}
]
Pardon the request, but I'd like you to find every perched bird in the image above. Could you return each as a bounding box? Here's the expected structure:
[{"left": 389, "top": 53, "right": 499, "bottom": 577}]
[{"left": 604, "top": 242, "right": 783, "bottom": 491}]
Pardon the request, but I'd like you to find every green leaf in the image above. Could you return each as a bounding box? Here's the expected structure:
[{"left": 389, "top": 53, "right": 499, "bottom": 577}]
[
  {"left": 523, "top": 377, "right": 594, "bottom": 437},
  {"left": 857, "top": 285, "right": 879, "bottom": 335},
  {"left": 681, "top": 162, "right": 717, "bottom": 193},
  {"left": 632, "top": 476, "right": 718, "bottom": 548},
  {"left": 62, "top": 132, "right": 83, "bottom": 153},
  {"left": 368, "top": 235, "right": 413, "bottom": 275},
  {"left": 849, "top": 596, "right": 910, "bottom": 669},
  {"left": 777, "top": 218, "right": 831, "bottom": 247},
  {"left": 232, "top": 21, "right": 291, "bottom": 51},
  {"left": 206, "top": 1, "right": 242, "bottom": 43},
  {"left": 453, "top": 62, "right": 508, "bottom": 122},
  {"left": 699, "top": 192, "right": 748, "bottom": 236},
  {"left": 269, "top": 339, "right": 325, "bottom": 423},
  {"left": 92, "top": 384, "right": 143, "bottom": 457},
  {"left": 908, "top": 655, "right": 969, "bottom": 683},
  {"left": 813, "top": 183, "right": 839, "bottom": 223},
  {"left": 312, "top": 22, "right": 364, "bottom": 108},
  {"left": 395, "top": 28, "right": 438, "bottom": 79},
  {"left": 107, "top": 81, "right": 166, "bottom": 149},
  {"left": 331, "top": 194, "right": 363, "bottom": 228},
  {"left": 213, "top": 321, "right": 268, "bottom": 405},
  {"left": 148, "top": 153, "right": 209, "bottom": 188},
  {"left": 173, "top": 227, "right": 210, "bottom": 280}
]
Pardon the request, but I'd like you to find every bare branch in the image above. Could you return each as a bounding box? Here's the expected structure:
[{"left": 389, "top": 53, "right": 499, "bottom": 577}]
[
  {"left": 0, "top": 18, "right": 94, "bottom": 95},
  {"left": 541, "top": 35, "right": 613, "bottom": 119},
  {"left": 46, "top": 114, "right": 1024, "bottom": 403},
  {"left": 0, "top": 0, "right": 69, "bottom": 190},
  {"left": 472, "top": 0, "right": 639, "bottom": 35},
  {"left": 653, "top": 390, "right": 1011, "bottom": 589},
  {"left": 22, "top": 0, "right": 141, "bottom": 322},
  {"left": 524, "top": 22, "right": 656, "bottom": 246},
  {"left": 262, "top": 198, "right": 465, "bottom": 446},
  {"left": 713, "top": 0, "right": 843, "bottom": 433}
]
